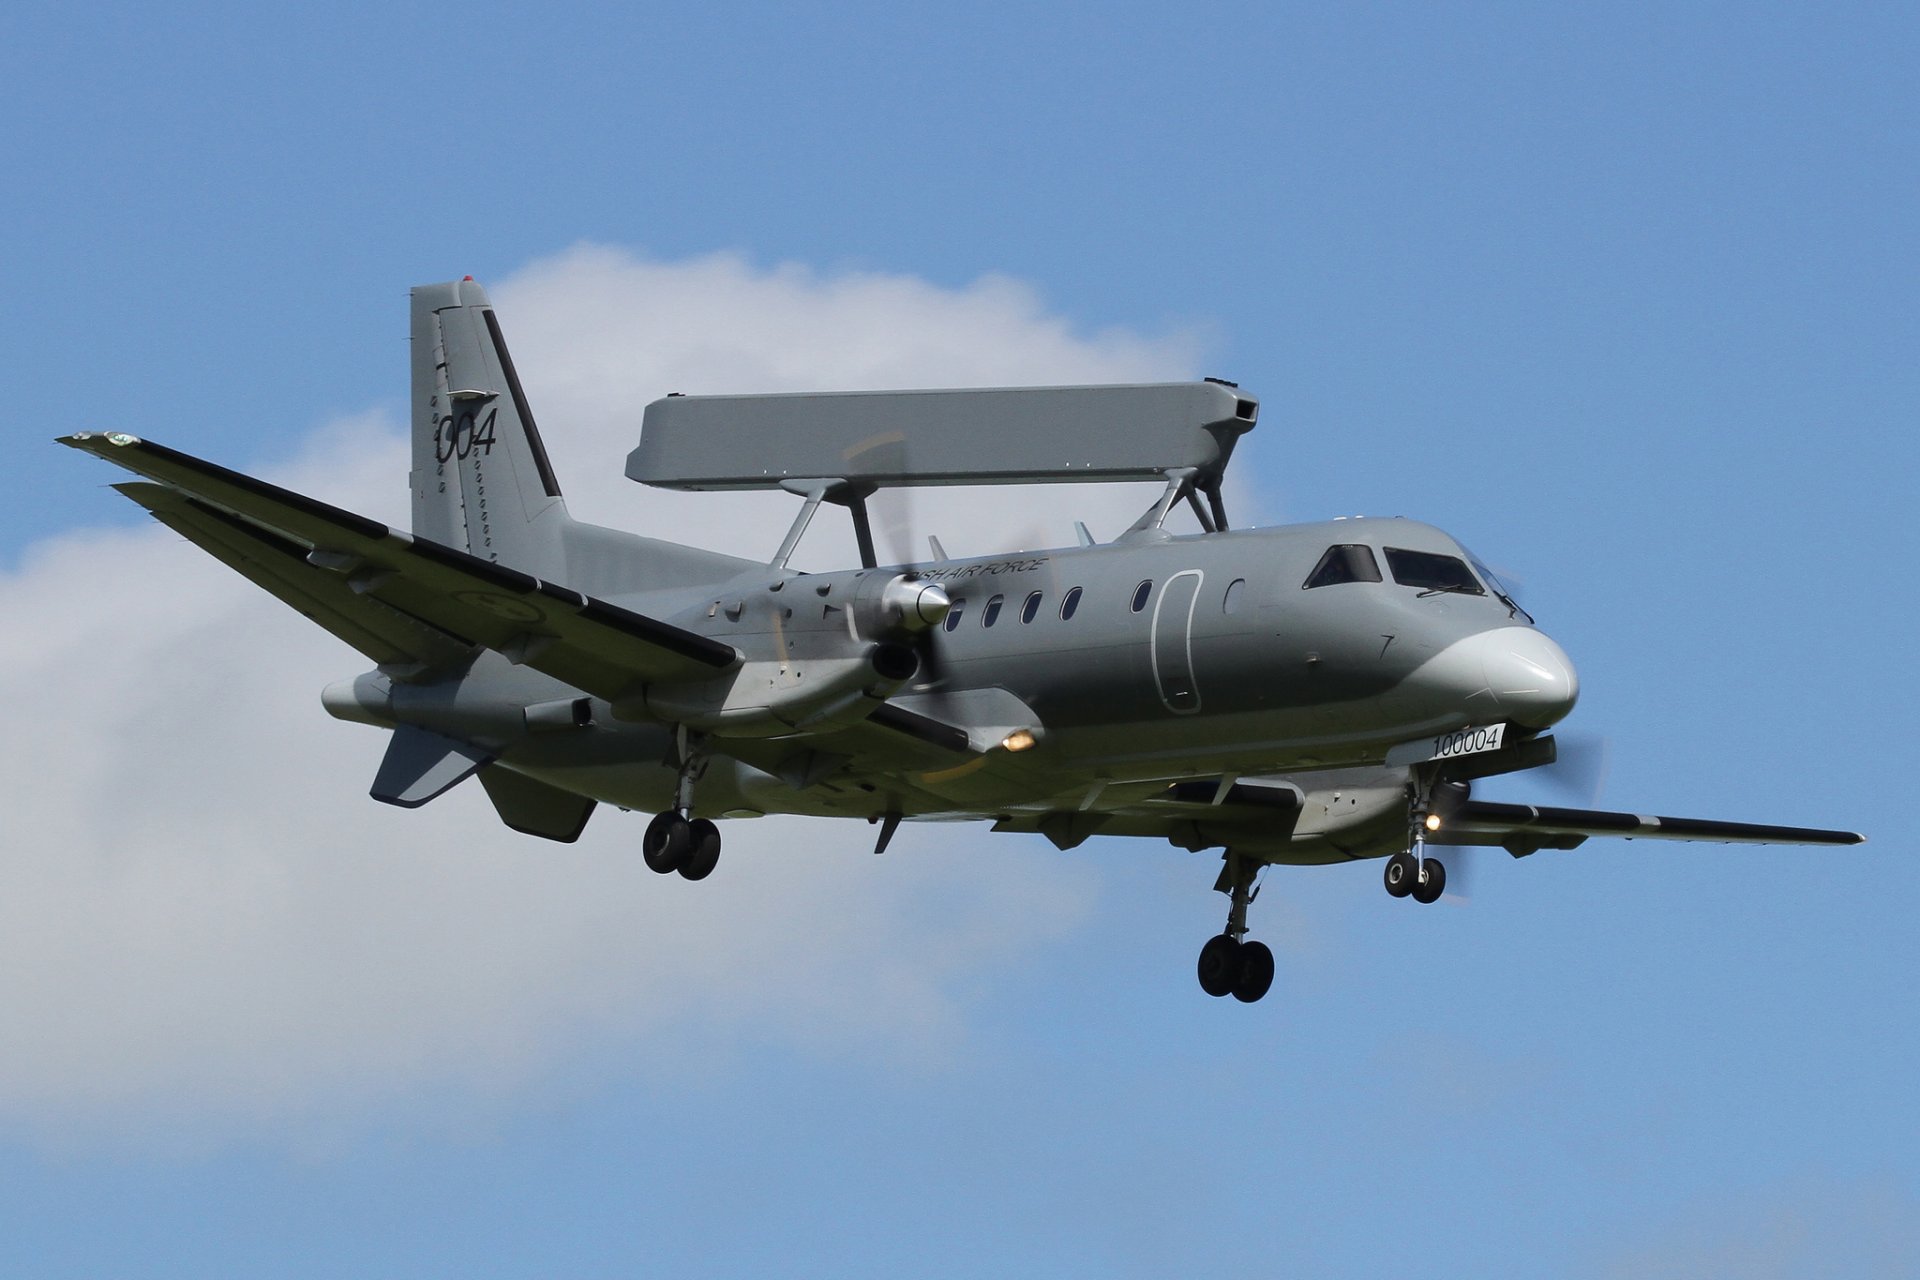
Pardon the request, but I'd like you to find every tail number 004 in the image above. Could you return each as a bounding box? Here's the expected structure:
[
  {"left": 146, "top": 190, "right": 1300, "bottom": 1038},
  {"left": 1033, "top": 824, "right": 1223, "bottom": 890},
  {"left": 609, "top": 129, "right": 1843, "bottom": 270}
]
[{"left": 435, "top": 408, "right": 499, "bottom": 463}]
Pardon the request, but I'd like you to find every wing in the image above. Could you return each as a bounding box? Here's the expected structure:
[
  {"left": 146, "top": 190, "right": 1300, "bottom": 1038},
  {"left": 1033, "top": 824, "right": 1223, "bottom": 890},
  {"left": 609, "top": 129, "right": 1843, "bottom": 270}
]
[
  {"left": 64, "top": 433, "right": 739, "bottom": 697},
  {"left": 115, "top": 481, "right": 475, "bottom": 673},
  {"left": 1432, "top": 801, "right": 1864, "bottom": 854}
]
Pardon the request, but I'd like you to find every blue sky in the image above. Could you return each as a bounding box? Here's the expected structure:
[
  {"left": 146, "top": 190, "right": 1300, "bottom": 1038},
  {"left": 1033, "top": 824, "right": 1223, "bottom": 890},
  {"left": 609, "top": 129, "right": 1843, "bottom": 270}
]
[{"left": 4, "top": 3, "right": 1916, "bottom": 1276}]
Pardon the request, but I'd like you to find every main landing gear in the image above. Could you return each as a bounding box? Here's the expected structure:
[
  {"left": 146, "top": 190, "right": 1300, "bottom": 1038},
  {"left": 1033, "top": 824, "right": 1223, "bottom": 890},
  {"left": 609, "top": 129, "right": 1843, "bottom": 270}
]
[
  {"left": 1383, "top": 850, "right": 1446, "bottom": 904},
  {"left": 642, "top": 729, "right": 723, "bottom": 881},
  {"left": 1197, "top": 850, "right": 1276, "bottom": 1003}
]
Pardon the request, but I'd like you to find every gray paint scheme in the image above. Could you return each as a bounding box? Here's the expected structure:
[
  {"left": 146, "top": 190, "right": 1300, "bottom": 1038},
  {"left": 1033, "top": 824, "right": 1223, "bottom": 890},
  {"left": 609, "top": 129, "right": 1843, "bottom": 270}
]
[
  {"left": 629, "top": 382, "right": 1256, "bottom": 491},
  {"left": 57, "top": 278, "right": 1862, "bottom": 947}
]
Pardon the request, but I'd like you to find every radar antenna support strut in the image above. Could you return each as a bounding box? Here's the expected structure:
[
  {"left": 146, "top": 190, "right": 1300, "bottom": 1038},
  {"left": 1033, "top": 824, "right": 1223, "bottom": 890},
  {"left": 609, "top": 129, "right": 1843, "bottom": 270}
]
[{"left": 772, "top": 478, "right": 881, "bottom": 570}]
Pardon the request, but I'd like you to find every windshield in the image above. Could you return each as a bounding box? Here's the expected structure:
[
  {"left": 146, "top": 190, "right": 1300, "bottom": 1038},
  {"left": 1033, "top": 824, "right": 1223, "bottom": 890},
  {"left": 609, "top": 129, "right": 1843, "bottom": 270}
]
[
  {"left": 1384, "top": 548, "right": 1484, "bottom": 596},
  {"left": 1465, "top": 550, "right": 1533, "bottom": 622}
]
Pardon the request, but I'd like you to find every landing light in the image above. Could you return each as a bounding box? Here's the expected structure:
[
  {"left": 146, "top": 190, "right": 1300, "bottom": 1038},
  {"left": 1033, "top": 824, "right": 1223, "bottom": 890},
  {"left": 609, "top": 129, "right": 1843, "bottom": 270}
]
[
  {"left": 1001, "top": 730, "right": 1037, "bottom": 753},
  {"left": 1424, "top": 813, "right": 1442, "bottom": 832}
]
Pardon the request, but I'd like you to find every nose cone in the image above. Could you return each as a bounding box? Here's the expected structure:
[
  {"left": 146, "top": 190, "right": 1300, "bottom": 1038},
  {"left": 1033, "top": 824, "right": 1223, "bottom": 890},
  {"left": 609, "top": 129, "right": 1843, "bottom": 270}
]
[
  {"left": 1477, "top": 627, "right": 1579, "bottom": 727},
  {"left": 1413, "top": 627, "right": 1579, "bottom": 729}
]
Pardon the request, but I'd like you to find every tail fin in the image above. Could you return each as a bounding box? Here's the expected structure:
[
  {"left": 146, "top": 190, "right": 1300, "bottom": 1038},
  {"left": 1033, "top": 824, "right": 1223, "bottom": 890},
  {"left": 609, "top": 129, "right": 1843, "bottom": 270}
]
[{"left": 410, "top": 279, "right": 570, "bottom": 578}]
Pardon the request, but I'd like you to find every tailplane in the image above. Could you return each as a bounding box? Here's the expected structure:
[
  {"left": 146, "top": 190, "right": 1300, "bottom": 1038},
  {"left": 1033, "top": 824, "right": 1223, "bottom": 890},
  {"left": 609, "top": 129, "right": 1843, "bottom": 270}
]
[{"left": 410, "top": 279, "right": 570, "bottom": 579}]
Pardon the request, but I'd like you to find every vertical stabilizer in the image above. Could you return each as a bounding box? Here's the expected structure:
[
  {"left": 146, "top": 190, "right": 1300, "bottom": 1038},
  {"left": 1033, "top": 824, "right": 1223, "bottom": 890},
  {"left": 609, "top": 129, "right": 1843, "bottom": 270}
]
[{"left": 410, "top": 279, "right": 570, "bottom": 578}]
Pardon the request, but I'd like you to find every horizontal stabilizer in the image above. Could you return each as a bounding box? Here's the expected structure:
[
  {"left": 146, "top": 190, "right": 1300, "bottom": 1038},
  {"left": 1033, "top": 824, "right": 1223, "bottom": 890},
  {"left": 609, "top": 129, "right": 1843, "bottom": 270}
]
[
  {"left": 1436, "top": 800, "right": 1865, "bottom": 854},
  {"left": 372, "top": 725, "right": 493, "bottom": 807},
  {"left": 478, "top": 766, "right": 596, "bottom": 842},
  {"left": 62, "top": 432, "right": 740, "bottom": 696}
]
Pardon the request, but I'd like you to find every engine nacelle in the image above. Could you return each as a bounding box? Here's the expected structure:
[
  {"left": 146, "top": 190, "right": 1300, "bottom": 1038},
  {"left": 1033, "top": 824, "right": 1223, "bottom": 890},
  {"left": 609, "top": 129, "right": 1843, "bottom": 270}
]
[{"left": 622, "top": 641, "right": 919, "bottom": 738}]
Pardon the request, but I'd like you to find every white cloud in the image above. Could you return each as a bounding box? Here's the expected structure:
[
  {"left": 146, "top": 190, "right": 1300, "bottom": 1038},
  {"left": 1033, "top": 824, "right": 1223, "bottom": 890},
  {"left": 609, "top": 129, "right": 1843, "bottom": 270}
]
[
  {"left": 495, "top": 244, "right": 1205, "bottom": 563},
  {"left": 0, "top": 245, "right": 1204, "bottom": 1145}
]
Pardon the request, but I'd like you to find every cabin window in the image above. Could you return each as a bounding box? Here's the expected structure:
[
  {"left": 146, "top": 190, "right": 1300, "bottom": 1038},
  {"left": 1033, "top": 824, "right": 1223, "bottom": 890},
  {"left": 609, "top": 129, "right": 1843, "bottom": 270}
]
[
  {"left": 1131, "top": 580, "right": 1153, "bottom": 613},
  {"left": 982, "top": 594, "right": 1005, "bottom": 627},
  {"left": 1303, "top": 544, "right": 1382, "bottom": 589},
  {"left": 1385, "top": 548, "right": 1484, "bottom": 595},
  {"left": 1060, "top": 587, "right": 1083, "bottom": 620},
  {"left": 1020, "top": 591, "right": 1043, "bottom": 623},
  {"left": 944, "top": 600, "right": 966, "bottom": 631},
  {"left": 1223, "top": 578, "right": 1245, "bottom": 612}
]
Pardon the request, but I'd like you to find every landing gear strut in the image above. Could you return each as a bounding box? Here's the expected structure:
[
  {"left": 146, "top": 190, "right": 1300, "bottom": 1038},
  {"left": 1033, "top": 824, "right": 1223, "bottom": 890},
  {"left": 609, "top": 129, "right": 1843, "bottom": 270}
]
[
  {"left": 1383, "top": 776, "right": 1448, "bottom": 905},
  {"left": 642, "top": 728, "right": 723, "bottom": 880},
  {"left": 1196, "top": 849, "right": 1276, "bottom": 1003}
]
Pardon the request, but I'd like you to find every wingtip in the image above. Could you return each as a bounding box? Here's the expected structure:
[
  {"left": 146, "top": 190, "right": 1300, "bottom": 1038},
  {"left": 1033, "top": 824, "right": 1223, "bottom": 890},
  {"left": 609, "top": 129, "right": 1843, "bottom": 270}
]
[{"left": 58, "top": 430, "right": 144, "bottom": 452}]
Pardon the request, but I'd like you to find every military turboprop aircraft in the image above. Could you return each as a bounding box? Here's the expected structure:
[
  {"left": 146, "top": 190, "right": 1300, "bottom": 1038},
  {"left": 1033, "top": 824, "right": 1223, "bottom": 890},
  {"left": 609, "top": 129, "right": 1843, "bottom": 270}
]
[{"left": 60, "top": 278, "right": 1863, "bottom": 1004}]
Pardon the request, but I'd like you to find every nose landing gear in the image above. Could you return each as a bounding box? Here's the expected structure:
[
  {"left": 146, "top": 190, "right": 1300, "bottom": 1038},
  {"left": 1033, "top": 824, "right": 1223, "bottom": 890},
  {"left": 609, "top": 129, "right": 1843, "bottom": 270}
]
[
  {"left": 642, "top": 728, "right": 724, "bottom": 881},
  {"left": 1196, "top": 850, "right": 1276, "bottom": 1003},
  {"left": 1383, "top": 849, "right": 1445, "bottom": 904},
  {"left": 1383, "top": 778, "right": 1449, "bottom": 904}
]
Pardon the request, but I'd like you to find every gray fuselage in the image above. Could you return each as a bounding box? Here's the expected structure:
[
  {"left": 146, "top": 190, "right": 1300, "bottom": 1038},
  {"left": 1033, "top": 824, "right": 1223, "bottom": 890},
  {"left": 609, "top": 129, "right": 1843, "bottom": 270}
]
[{"left": 448, "top": 515, "right": 1576, "bottom": 858}]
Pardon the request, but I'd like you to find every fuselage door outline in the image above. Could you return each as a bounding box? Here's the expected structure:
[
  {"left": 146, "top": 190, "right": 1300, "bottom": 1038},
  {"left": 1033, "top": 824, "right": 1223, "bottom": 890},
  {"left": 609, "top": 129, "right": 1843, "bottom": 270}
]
[{"left": 1151, "top": 568, "right": 1205, "bottom": 714}]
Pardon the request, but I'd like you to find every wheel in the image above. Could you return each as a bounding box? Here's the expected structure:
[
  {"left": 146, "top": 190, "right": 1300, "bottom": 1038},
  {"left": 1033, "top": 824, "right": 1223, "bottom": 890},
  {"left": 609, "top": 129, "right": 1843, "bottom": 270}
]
[
  {"left": 1384, "top": 850, "right": 1418, "bottom": 898},
  {"left": 1232, "top": 940, "right": 1275, "bottom": 1004},
  {"left": 678, "top": 818, "right": 721, "bottom": 881},
  {"left": 642, "top": 812, "right": 689, "bottom": 874},
  {"left": 1411, "top": 856, "right": 1446, "bottom": 904},
  {"left": 1197, "top": 933, "right": 1242, "bottom": 998}
]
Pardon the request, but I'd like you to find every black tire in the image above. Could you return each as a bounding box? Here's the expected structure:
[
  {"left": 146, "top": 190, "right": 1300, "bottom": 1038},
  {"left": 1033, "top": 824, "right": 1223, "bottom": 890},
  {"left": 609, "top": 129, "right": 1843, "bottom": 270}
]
[
  {"left": 1411, "top": 856, "right": 1446, "bottom": 904},
  {"left": 1384, "top": 851, "right": 1418, "bottom": 898},
  {"left": 678, "top": 818, "right": 722, "bottom": 881},
  {"left": 642, "top": 812, "right": 689, "bottom": 874},
  {"left": 1197, "top": 933, "right": 1242, "bottom": 998},
  {"left": 1232, "top": 940, "right": 1275, "bottom": 1004}
]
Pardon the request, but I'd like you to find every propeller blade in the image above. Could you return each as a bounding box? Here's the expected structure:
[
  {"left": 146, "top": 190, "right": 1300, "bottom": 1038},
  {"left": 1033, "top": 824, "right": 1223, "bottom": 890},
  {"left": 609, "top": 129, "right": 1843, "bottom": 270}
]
[
  {"left": 1441, "top": 844, "right": 1479, "bottom": 903},
  {"left": 1539, "top": 731, "right": 1612, "bottom": 806},
  {"left": 874, "top": 483, "right": 919, "bottom": 568}
]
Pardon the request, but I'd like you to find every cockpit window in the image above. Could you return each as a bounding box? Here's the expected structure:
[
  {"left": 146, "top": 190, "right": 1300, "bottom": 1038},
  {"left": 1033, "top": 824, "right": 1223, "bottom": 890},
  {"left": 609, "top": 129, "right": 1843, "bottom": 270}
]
[
  {"left": 1385, "top": 548, "right": 1484, "bottom": 595},
  {"left": 1303, "top": 544, "right": 1383, "bottom": 588}
]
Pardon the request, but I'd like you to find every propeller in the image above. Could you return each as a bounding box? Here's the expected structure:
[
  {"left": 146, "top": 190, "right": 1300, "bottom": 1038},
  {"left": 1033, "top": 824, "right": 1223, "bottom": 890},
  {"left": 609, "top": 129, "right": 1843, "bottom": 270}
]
[
  {"left": 874, "top": 571, "right": 952, "bottom": 691},
  {"left": 1537, "top": 730, "right": 1612, "bottom": 807},
  {"left": 1435, "top": 730, "right": 1611, "bottom": 903},
  {"left": 848, "top": 432, "right": 962, "bottom": 701}
]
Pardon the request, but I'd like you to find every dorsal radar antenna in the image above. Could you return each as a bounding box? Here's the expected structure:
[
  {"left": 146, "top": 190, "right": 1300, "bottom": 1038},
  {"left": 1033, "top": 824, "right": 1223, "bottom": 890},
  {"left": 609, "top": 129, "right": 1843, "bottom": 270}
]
[{"left": 629, "top": 381, "right": 1259, "bottom": 565}]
